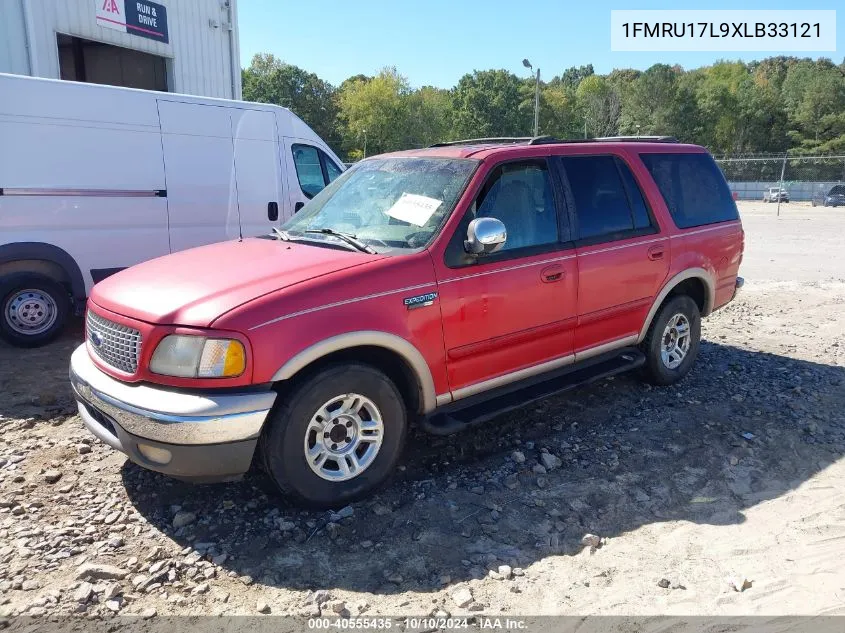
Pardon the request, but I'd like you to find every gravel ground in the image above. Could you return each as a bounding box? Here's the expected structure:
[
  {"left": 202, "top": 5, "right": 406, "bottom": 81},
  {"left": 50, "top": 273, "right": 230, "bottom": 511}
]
[{"left": 1, "top": 201, "right": 844, "bottom": 620}]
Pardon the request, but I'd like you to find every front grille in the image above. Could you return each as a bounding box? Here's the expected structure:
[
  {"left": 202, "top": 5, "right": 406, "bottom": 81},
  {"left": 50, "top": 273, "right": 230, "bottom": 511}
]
[{"left": 86, "top": 310, "right": 142, "bottom": 374}]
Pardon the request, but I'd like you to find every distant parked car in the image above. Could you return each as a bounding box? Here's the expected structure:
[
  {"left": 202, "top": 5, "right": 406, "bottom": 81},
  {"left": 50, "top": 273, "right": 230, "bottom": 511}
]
[
  {"left": 763, "top": 187, "right": 789, "bottom": 203},
  {"left": 811, "top": 184, "right": 845, "bottom": 207}
]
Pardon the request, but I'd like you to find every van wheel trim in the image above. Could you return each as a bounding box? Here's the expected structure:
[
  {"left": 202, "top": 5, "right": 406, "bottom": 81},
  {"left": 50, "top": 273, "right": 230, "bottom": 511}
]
[
  {"left": 5, "top": 288, "right": 58, "bottom": 336},
  {"left": 303, "top": 392, "right": 384, "bottom": 482}
]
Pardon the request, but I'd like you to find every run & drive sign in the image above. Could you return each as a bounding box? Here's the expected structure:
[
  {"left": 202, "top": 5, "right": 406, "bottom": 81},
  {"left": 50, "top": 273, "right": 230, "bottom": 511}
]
[{"left": 96, "top": 0, "right": 169, "bottom": 44}]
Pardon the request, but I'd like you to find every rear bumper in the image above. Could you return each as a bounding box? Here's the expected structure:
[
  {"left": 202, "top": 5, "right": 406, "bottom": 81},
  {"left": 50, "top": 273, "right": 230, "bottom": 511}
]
[{"left": 69, "top": 344, "right": 276, "bottom": 481}]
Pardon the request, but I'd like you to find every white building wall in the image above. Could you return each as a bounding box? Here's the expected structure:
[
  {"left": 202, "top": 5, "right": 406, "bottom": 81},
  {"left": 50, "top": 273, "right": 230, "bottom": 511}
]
[
  {"left": 0, "top": 0, "right": 240, "bottom": 99},
  {"left": 0, "top": 1, "right": 30, "bottom": 76}
]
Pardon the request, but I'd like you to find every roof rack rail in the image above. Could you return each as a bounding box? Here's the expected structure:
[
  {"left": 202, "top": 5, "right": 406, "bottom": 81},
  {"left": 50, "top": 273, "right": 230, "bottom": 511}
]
[
  {"left": 428, "top": 135, "right": 679, "bottom": 148},
  {"left": 429, "top": 137, "right": 536, "bottom": 147},
  {"left": 592, "top": 135, "right": 679, "bottom": 143}
]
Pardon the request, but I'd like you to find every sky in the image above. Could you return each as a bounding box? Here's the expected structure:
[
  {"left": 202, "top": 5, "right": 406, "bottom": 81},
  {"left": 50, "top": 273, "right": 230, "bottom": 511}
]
[{"left": 238, "top": 0, "right": 843, "bottom": 89}]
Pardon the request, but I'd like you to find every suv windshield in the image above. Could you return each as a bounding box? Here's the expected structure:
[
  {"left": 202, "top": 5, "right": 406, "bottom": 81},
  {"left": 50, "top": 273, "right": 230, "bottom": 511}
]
[{"left": 280, "top": 157, "right": 477, "bottom": 253}]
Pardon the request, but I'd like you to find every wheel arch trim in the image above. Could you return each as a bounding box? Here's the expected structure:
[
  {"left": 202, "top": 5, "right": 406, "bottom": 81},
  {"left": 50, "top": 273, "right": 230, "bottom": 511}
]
[
  {"left": 270, "top": 331, "right": 438, "bottom": 414},
  {"left": 0, "top": 242, "right": 86, "bottom": 301},
  {"left": 637, "top": 268, "right": 715, "bottom": 343}
]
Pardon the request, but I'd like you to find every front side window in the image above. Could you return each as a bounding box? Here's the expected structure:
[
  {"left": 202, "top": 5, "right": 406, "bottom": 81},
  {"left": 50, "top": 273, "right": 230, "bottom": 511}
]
[
  {"left": 475, "top": 161, "right": 559, "bottom": 251},
  {"left": 562, "top": 156, "right": 638, "bottom": 241},
  {"left": 640, "top": 152, "right": 739, "bottom": 229},
  {"left": 281, "top": 157, "right": 477, "bottom": 253},
  {"left": 291, "top": 144, "right": 326, "bottom": 198}
]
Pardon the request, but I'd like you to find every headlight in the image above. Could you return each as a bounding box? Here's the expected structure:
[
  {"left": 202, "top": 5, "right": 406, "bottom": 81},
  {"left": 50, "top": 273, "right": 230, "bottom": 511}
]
[{"left": 150, "top": 335, "right": 246, "bottom": 378}]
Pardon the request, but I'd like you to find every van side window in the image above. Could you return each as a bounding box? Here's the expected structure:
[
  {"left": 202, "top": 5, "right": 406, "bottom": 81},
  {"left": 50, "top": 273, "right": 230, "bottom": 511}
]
[
  {"left": 292, "top": 145, "right": 326, "bottom": 198},
  {"left": 639, "top": 152, "right": 739, "bottom": 228},
  {"left": 292, "top": 144, "right": 344, "bottom": 197},
  {"left": 323, "top": 153, "right": 343, "bottom": 183},
  {"left": 562, "top": 155, "right": 652, "bottom": 242}
]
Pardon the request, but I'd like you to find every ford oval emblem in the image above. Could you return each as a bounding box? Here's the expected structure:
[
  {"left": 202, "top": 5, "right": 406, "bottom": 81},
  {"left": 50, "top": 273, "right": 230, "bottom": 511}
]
[{"left": 90, "top": 331, "right": 103, "bottom": 347}]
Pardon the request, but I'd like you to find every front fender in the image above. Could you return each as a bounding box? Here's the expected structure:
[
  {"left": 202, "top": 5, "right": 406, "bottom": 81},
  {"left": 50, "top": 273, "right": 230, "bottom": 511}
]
[{"left": 270, "top": 330, "right": 437, "bottom": 413}]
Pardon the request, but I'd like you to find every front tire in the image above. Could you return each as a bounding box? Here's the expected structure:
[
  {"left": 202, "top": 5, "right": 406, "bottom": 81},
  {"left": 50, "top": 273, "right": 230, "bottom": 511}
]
[
  {"left": 639, "top": 295, "right": 701, "bottom": 386},
  {"left": 261, "top": 363, "right": 408, "bottom": 508},
  {"left": 0, "top": 273, "right": 70, "bottom": 348}
]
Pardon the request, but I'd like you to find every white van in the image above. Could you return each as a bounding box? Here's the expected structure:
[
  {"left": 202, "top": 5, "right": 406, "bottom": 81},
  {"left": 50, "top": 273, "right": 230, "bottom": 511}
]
[{"left": 0, "top": 73, "right": 344, "bottom": 347}]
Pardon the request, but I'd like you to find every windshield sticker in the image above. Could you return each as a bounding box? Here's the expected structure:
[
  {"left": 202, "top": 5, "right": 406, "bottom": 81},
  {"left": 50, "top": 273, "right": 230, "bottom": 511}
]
[{"left": 385, "top": 193, "right": 442, "bottom": 227}]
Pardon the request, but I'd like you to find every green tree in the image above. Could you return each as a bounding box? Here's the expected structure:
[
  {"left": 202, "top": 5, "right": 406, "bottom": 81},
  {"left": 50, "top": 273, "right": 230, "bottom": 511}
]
[
  {"left": 337, "top": 67, "right": 412, "bottom": 156},
  {"left": 576, "top": 75, "right": 620, "bottom": 137},
  {"left": 540, "top": 82, "right": 581, "bottom": 139},
  {"left": 242, "top": 53, "right": 339, "bottom": 148},
  {"left": 451, "top": 70, "right": 525, "bottom": 138},
  {"left": 558, "top": 64, "right": 595, "bottom": 89},
  {"left": 782, "top": 59, "right": 845, "bottom": 150},
  {"left": 407, "top": 86, "right": 453, "bottom": 147}
]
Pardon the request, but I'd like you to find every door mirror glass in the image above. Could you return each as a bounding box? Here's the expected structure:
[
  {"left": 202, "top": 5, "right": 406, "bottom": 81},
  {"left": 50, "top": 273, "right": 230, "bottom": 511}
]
[{"left": 465, "top": 217, "right": 507, "bottom": 255}]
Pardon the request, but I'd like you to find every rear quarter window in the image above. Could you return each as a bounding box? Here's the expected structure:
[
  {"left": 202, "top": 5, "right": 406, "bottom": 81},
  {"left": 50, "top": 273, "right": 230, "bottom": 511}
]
[{"left": 639, "top": 153, "right": 738, "bottom": 229}]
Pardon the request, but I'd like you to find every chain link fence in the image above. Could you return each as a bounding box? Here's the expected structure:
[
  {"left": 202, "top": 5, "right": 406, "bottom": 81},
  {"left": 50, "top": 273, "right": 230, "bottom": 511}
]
[{"left": 715, "top": 154, "right": 845, "bottom": 203}]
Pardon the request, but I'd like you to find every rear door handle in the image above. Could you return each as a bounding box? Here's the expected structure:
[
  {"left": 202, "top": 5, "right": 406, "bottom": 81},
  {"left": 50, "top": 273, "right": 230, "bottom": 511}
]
[
  {"left": 267, "top": 201, "right": 279, "bottom": 221},
  {"left": 541, "top": 264, "right": 565, "bottom": 283},
  {"left": 647, "top": 246, "right": 665, "bottom": 261}
]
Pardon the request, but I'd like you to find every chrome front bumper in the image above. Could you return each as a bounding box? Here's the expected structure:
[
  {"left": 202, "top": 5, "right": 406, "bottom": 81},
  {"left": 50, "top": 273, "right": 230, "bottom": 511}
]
[{"left": 69, "top": 344, "right": 276, "bottom": 481}]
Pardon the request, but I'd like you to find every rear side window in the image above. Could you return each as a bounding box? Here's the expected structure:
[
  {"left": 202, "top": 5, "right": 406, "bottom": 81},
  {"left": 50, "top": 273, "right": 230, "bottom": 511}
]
[
  {"left": 617, "top": 161, "right": 652, "bottom": 230},
  {"left": 640, "top": 153, "right": 738, "bottom": 229},
  {"left": 561, "top": 155, "right": 653, "bottom": 241}
]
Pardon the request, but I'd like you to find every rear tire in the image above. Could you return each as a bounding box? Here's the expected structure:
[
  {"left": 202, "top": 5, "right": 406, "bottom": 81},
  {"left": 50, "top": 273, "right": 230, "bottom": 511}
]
[
  {"left": 0, "top": 273, "right": 70, "bottom": 348},
  {"left": 261, "top": 363, "right": 408, "bottom": 508},
  {"left": 639, "top": 295, "right": 701, "bottom": 386}
]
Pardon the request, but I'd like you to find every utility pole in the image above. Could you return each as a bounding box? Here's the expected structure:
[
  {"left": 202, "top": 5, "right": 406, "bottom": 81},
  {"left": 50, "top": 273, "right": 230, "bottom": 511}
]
[
  {"left": 533, "top": 68, "right": 540, "bottom": 137},
  {"left": 777, "top": 150, "right": 787, "bottom": 217},
  {"left": 522, "top": 59, "right": 540, "bottom": 137},
  {"left": 362, "top": 129, "right": 367, "bottom": 159},
  {"left": 584, "top": 116, "right": 588, "bottom": 139}
]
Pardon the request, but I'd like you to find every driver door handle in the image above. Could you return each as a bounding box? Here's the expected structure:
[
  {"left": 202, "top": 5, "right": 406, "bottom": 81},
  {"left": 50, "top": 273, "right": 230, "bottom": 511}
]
[
  {"left": 648, "top": 246, "right": 665, "bottom": 261},
  {"left": 541, "top": 264, "right": 565, "bottom": 283}
]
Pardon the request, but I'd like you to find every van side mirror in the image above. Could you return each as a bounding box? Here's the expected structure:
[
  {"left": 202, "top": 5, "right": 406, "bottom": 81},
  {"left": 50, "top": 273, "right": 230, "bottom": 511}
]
[{"left": 465, "top": 217, "right": 507, "bottom": 255}]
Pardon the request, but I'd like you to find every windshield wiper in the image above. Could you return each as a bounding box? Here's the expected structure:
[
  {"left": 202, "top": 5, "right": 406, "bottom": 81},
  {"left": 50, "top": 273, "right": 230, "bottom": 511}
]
[{"left": 303, "top": 228, "right": 375, "bottom": 254}]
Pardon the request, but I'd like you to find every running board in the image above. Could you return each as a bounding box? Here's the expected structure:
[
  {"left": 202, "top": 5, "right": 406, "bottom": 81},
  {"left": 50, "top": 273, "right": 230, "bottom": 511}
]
[{"left": 420, "top": 348, "right": 645, "bottom": 435}]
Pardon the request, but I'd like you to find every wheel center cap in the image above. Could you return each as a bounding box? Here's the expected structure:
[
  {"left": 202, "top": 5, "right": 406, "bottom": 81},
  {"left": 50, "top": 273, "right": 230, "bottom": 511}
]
[{"left": 329, "top": 424, "right": 348, "bottom": 443}]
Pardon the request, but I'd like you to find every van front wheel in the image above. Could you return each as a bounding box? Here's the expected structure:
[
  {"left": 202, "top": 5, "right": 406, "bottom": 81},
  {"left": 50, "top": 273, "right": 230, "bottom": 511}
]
[
  {"left": 261, "top": 363, "right": 408, "bottom": 508},
  {"left": 0, "top": 273, "right": 70, "bottom": 348}
]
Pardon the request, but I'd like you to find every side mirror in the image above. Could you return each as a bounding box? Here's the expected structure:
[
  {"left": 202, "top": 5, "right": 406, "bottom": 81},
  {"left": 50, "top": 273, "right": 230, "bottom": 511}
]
[{"left": 464, "top": 217, "right": 507, "bottom": 256}]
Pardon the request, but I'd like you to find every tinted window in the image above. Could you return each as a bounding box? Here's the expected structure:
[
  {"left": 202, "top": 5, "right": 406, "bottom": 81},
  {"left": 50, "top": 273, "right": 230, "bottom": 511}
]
[
  {"left": 562, "top": 156, "right": 635, "bottom": 240},
  {"left": 323, "top": 153, "right": 343, "bottom": 183},
  {"left": 475, "top": 161, "right": 558, "bottom": 251},
  {"left": 292, "top": 144, "right": 326, "bottom": 197},
  {"left": 640, "top": 153, "right": 739, "bottom": 229},
  {"left": 617, "top": 160, "right": 652, "bottom": 230}
]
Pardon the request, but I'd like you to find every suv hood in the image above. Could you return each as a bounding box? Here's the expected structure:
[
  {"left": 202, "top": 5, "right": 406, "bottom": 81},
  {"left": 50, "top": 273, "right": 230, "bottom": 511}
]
[{"left": 89, "top": 238, "right": 382, "bottom": 326}]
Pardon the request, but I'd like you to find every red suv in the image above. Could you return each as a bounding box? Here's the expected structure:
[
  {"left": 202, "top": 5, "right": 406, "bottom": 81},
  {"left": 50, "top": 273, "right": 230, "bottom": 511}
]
[{"left": 70, "top": 136, "right": 744, "bottom": 507}]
